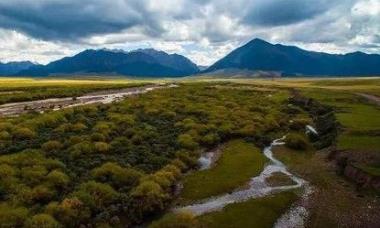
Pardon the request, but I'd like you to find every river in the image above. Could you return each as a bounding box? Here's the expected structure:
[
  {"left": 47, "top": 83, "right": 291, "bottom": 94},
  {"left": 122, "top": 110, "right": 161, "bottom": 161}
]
[{"left": 175, "top": 137, "right": 312, "bottom": 227}]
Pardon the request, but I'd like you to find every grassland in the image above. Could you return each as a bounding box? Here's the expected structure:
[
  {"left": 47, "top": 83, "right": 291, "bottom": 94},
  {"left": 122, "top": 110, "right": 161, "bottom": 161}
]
[
  {"left": 0, "top": 76, "right": 379, "bottom": 227},
  {"left": 179, "top": 140, "right": 267, "bottom": 204},
  {"left": 300, "top": 86, "right": 380, "bottom": 176},
  {"left": 198, "top": 191, "right": 298, "bottom": 228}
]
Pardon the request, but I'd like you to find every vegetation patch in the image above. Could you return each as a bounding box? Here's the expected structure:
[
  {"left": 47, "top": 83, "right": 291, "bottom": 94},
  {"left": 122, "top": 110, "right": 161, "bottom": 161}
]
[
  {"left": 0, "top": 82, "right": 290, "bottom": 227},
  {"left": 179, "top": 140, "right": 267, "bottom": 204},
  {"left": 338, "top": 134, "right": 380, "bottom": 152},
  {"left": 285, "top": 133, "right": 309, "bottom": 150},
  {"left": 266, "top": 172, "right": 296, "bottom": 187},
  {"left": 197, "top": 191, "right": 298, "bottom": 228}
]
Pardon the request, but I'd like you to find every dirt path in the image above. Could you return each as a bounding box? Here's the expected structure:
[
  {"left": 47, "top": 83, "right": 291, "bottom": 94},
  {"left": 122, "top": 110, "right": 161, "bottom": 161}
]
[
  {"left": 0, "top": 84, "right": 177, "bottom": 117},
  {"left": 357, "top": 93, "right": 380, "bottom": 106}
]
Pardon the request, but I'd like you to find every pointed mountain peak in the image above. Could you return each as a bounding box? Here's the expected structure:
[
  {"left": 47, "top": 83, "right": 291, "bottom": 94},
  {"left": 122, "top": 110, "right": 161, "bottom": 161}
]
[{"left": 247, "top": 38, "right": 272, "bottom": 46}]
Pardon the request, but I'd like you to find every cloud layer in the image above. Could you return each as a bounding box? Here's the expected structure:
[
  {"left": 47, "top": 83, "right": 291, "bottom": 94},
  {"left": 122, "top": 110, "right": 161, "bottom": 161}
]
[{"left": 0, "top": 0, "right": 379, "bottom": 65}]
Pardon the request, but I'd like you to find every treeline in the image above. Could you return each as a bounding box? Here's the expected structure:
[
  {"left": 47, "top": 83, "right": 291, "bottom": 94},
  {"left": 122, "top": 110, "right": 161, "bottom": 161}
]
[{"left": 0, "top": 83, "right": 294, "bottom": 227}]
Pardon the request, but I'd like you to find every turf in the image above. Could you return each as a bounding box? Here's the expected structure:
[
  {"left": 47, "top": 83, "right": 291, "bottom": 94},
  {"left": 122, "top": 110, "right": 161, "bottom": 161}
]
[
  {"left": 179, "top": 140, "right": 267, "bottom": 204},
  {"left": 198, "top": 191, "right": 298, "bottom": 228},
  {"left": 336, "top": 104, "right": 380, "bottom": 131},
  {"left": 338, "top": 134, "right": 380, "bottom": 151}
]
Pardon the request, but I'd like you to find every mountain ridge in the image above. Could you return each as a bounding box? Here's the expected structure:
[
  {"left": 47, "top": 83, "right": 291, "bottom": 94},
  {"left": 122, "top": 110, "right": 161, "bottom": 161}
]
[
  {"left": 0, "top": 61, "right": 37, "bottom": 76},
  {"left": 204, "top": 38, "right": 380, "bottom": 76},
  {"left": 17, "top": 49, "right": 199, "bottom": 77}
]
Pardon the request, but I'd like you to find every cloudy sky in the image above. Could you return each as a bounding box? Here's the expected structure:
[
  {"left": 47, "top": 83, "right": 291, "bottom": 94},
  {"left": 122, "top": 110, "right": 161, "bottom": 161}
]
[{"left": 0, "top": 0, "right": 379, "bottom": 66}]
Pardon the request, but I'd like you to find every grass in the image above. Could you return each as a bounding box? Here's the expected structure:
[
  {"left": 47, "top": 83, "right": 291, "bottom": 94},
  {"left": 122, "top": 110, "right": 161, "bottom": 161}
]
[
  {"left": 338, "top": 134, "right": 380, "bottom": 151},
  {"left": 179, "top": 140, "right": 267, "bottom": 204},
  {"left": 266, "top": 172, "right": 296, "bottom": 187},
  {"left": 336, "top": 104, "right": 380, "bottom": 131},
  {"left": 273, "top": 146, "right": 380, "bottom": 227},
  {"left": 355, "top": 164, "right": 380, "bottom": 177},
  {"left": 198, "top": 191, "right": 298, "bottom": 228}
]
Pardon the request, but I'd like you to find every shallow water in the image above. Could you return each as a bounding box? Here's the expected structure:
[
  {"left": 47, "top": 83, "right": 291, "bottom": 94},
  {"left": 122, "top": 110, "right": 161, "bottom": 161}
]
[
  {"left": 175, "top": 137, "right": 312, "bottom": 226},
  {"left": 305, "top": 125, "right": 318, "bottom": 136}
]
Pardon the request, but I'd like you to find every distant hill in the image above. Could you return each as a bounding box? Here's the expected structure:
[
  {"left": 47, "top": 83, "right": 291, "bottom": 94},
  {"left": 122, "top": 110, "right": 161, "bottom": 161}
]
[
  {"left": 0, "top": 61, "right": 36, "bottom": 76},
  {"left": 205, "top": 38, "right": 380, "bottom": 76},
  {"left": 18, "top": 49, "right": 199, "bottom": 77}
]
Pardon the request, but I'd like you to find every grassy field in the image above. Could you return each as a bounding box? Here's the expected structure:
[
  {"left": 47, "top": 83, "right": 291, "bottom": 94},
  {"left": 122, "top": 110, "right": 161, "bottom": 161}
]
[
  {"left": 179, "top": 140, "right": 267, "bottom": 204},
  {"left": 198, "top": 191, "right": 298, "bottom": 228},
  {"left": 300, "top": 86, "right": 380, "bottom": 176}
]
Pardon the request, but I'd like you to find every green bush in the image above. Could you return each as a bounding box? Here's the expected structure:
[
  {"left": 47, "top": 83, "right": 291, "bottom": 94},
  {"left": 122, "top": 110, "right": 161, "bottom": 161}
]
[
  {"left": 177, "top": 134, "right": 198, "bottom": 149},
  {"left": 92, "top": 162, "right": 142, "bottom": 189},
  {"left": 25, "top": 213, "right": 60, "bottom": 228},
  {"left": 42, "top": 141, "right": 63, "bottom": 153},
  {"left": 12, "top": 127, "right": 36, "bottom": 139},
  {"left": 150, "top": 212, "right": 200, "bottom": 228},
  {"left": 0, "top": 204, "right": 29, "bottom": 227},
  {"left": 285, "top": 133, "right": 309, "bottom": 150}
]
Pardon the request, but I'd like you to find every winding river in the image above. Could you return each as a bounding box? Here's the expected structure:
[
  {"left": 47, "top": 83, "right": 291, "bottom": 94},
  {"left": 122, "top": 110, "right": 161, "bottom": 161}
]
[{"left": 175, "top": 137, "right": 312, "bottom": 227}]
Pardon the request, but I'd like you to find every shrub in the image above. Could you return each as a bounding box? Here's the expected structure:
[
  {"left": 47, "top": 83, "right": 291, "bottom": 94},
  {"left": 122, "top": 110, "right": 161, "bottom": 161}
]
[
  {"left": 289, "top": 118, "right": 311, "bottom": 131},
  {"left": 94, "top": 142, "right": 110, "bottom": 153},
  {"left": 285, "top": 133, "right": 309, "bottom": 150},
  {"left": 12, "top": 127, "right": 36, "bottom": 139},
  {"left": 25, "top": 214, "right": 60, "bottom": 228},
  {"left": 42, "top": 141, "right": 63, "bottom": 153},
  {"left": 46, "top": 170, "right": 70, "bottom": 188},
  {"left": 72, "top": 181, "right": 119, "bottom": 211},
  {"left": 177, "top": 134, "right": 198, "bottom": 149},
  {"left": 45, "top": 198, "right": 91, "bottom": 227},
  {"left": 0, "top": 131, "right": 11, "bottom": 140},
  {"left": 71, "top": 123, "right": 87, "bottom": 132},
  {"left": 29, "top": 185, "right": 56, "bottom": 203},
  {"left": 92, "top": 162, "right": 142, "bottom": 189},
  {"left": 149, "top": 212, "right": 200, "bottom": 228},
  {"left": 200, "top": 133, "right": 220, "bottom": 146},
  {"left": 0, "top": 204, "right": 29, "bottom": 227},
  {"left": 91, "top": 133, "right": 106, "bottom": 142},
  {"left": 130, "top": 181, "right": 168, "bottom": 216}
]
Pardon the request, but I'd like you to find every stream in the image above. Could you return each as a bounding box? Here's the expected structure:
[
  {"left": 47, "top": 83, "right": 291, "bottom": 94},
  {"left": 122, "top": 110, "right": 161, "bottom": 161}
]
[
  {"left": 0, "top": 84, "right": 177, "bottom": 117},
  {"left": 175, "top": 137, "right": 312, "bottom": 227}
]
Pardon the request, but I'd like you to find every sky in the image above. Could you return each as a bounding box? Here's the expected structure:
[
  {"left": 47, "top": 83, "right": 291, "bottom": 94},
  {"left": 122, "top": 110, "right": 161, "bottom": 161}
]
[{"left": 0, "top": 0, "right": 379, "bottom": 66}]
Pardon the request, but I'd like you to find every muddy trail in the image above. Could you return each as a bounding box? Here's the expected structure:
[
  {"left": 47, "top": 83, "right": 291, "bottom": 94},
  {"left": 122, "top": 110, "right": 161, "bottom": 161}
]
[
  {"left": 175, "top": 137, "right": 313, "bottom": 227},
  {"left": 0, "top": 84, "right": 177, "bottom": 117}
]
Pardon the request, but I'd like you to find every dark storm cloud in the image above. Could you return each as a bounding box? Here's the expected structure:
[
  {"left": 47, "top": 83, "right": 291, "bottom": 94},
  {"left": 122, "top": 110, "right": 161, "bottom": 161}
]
[
  {"left": 0, "top": 0, "right": 341, "bottom": 42},
  {"left": 0, "top": 0, "right": 162, "bottom": 41},
  {"left": 243, "top": 0, "right": 336, "bottom": 26}
]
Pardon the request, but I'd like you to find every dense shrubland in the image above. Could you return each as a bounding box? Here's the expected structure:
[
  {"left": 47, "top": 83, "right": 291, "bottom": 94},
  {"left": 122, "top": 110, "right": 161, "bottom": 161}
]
[{"left": 0, "top": 83, "right": 299, "bottom": 227}]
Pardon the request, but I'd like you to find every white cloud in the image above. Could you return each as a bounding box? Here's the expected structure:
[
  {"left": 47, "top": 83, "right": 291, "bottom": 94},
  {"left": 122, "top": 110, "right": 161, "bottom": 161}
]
[
  {"left": 0, "top": 29, "right": 78, "bottom": 64},
  {"left": 0, "top": 0, "right": 379, "bottom": 66}
]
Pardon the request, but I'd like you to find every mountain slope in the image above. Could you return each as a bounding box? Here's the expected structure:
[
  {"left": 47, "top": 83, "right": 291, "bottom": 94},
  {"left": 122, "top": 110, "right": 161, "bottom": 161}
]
[
  {"left": 205, "top": 39, "right": 380, "bottom": 76},
  {"left": 0, "top": 61, "right": 36, "bottom": 75},
  {"left": 18, "top": 49, "right": 199, "bottom": 77}
]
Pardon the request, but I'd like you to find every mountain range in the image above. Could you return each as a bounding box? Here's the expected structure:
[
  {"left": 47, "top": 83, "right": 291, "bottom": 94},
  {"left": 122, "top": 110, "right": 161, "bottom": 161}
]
[
  {"left": 205, "top": 39, "right": 380, "bottom": 76},
  {"left": 0, "top": 61, "right": 37, "bottom": 76},
  {"left": 17, "top": 49, "right": 199, "bottom": 77},
  {"left": 2, "top": 38, "right": 380, "bottom": 77}
]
